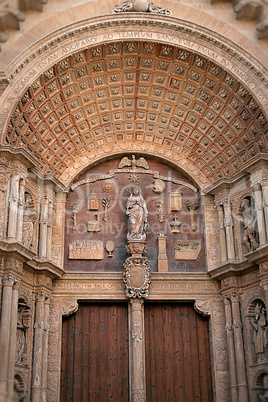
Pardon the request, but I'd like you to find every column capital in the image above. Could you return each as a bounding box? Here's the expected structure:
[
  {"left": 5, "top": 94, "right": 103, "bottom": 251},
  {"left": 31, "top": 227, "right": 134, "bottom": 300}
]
[
  {"left": 230, "top": 292, "right": 240, "bottom": 303},
  {"left": 35, "top": 291, "right": 46, "bottom": 303},
  {"left": 13, "top": 279, "right": 21, "bottom": 291},
  {"left": 130, "top": 299, "right": 144, "bottom": 311},
  {"left": 2, "top": 274, "right": 15, "bottom": 287}
]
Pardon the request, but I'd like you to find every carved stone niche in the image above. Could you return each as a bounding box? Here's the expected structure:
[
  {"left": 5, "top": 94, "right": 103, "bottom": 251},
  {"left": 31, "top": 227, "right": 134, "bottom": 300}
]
[
  {"left": 239, "top": 196, "right": 259, "bottom": 255},
  {"left": 247, "top": 298, "right": 268, "bottom": 364},
  {"left": 14, "top": 372, "right": 27, "bottom": 401},
  {"left": 255, "top": 371, "right": 268, "bottom": 402},
  {"left": 16, "top": 297, "right": 31, "bottom": 366},
  {"left": 123, "top": 257, "right": 151, "bottom": 298}
]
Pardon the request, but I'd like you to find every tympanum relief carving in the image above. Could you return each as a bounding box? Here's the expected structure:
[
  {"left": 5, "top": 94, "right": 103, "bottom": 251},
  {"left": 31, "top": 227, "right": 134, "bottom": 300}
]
[{"left": 65, "top": 156, "right": 205, "bottom": 273}]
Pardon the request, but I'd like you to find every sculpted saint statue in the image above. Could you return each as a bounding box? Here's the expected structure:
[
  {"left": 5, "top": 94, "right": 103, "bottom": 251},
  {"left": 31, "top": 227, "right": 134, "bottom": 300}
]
[
  {"left": 22, "top": 194, "right": 37, "bottom": 249},
  {"left": 126, "top": 185, "right": 148, "bottom": 241},
  {"left": 241, "top": 198, "right": 258, "bottom": 252},
  {"left": 251, "top": 304, "right": 267, "bottom": 362}
]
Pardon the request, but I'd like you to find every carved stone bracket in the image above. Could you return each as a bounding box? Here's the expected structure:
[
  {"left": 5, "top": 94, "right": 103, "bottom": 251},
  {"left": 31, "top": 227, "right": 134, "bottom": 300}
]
[
  {"left": 123, "top": 257, "right": 151, "bottom": 298},
  {"left": 194, "top": 299, "right": 211, "bottom": 317},
  {"left": 62, "top": 300, "right": 79, "bottom": 317},
  {"left": 112, "top": 1, "right": 172, "bottom": 16}
]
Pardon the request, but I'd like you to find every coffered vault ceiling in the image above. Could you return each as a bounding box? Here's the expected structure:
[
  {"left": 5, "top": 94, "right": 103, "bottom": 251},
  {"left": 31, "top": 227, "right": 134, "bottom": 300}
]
[{"left": 3, "top": 41, "right": 268, "bottom": 183}]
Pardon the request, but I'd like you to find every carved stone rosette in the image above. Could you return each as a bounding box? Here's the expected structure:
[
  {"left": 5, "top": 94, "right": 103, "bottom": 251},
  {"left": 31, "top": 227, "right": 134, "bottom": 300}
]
[{"left": 123, "top": 257, "right": 151, "bottom": 298}]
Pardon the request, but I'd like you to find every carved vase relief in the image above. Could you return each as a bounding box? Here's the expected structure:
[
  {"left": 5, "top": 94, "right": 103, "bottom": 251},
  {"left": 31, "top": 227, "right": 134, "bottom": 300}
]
[{"left": 64, "top": 156, "right": 204, "bottom": 272}]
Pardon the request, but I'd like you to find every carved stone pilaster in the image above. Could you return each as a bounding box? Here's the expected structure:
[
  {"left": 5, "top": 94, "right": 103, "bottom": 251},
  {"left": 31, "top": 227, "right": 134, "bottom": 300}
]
[
  {"left": 51, "top": 192, "right": 67, "bottom": 267},
  {"left": 230, "top": 292, "right": 248, "bottom": 401},
  {"left": 47, "top": 300, "right": 61, "bottom": 402},
  {"left": 216, "top": 204, "right": 227, "bottom": 263},
  {"left": 223, "top": 296, "right": 238, "bottom": 402},
  {"left": 210, "top": 300, "right": 230, "bottom": 402},
  {"left": 202, "top": 195, "right": 220, "bottom": 269}
]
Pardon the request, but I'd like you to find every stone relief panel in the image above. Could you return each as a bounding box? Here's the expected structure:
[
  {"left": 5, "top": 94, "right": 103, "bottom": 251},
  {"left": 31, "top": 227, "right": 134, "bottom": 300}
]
[{"left": 64, "top": 156, "right": 206, "bottom": 273}]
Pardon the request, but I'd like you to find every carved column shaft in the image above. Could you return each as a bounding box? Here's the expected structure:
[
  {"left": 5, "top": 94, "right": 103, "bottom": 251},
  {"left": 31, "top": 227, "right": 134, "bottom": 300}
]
[
  {"left": 7, "top": 175, "right": 20, "bottom": 239},
  {"left": 41, "top": 297, "right": 50, "bottom": 402},
  {"left": 0, "top": 275, "right": 14, "bottom": 395},
  {"left": 46, "top": 201, "right": 53, "bottom": 261},
  {"left": 7, "top": 280, "right": 20, "bottom": 396},
  {"left": 253, "top": 184, "right": 266, "bottom": 245},
  {"left": 261, "top": 180, "right": 268, "bottom": 238},
  {"left": 39, "top": 199, "right": 48, "bottom": 258},
  {"left": 223, "top": 297, "right": 238, "bottom": 402},
  {"left": 230, "top": 294, "right": 248, "bottom": 402},
  {"left": 32, "top": 292, "right": 45, "bottom": 402},
  {"left": 129, "top": 299, "right": 145, "bottom": 402},
  {"left": 17, "top": 178, "right": 25, "bottom": 242},
  {"left": 223, "top": 201, "right": 236, "bottom": 260},
  {"left": 217, "top": 205, "right": 227, "bottom": 263}
]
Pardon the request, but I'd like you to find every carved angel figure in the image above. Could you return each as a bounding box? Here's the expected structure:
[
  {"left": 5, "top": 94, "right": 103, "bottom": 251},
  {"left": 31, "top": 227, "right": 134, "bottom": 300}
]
[
  {"left": 126, "top": 185, "right": 148, "bottom": 241},
  {"left": 119, "top": 155, "right": 149, "bottom": 170},
  {"left": 251, "top": 304, "right": 267, "bottom": 362},
  {"left": 241, "top": 198, "right": 258, "bottom": 252}
]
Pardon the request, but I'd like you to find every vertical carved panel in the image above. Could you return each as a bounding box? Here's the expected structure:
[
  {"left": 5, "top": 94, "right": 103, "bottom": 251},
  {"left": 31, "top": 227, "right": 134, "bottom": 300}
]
[
  {"left": 210, "top": 300, "right": 230, "bottom": 402},
  {"left": 47, "top": 300, "right": 61, "bottom": 402}
]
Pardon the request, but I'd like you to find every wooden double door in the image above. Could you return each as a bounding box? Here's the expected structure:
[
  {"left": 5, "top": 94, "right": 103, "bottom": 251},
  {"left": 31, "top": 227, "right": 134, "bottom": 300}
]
[{"left": 61, "top": 302, "right": 213, "bottom": 401}]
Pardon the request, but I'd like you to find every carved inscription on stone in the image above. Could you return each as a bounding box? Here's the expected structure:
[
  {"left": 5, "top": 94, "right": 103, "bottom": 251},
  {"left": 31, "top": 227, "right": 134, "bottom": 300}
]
[
  {"left": 175, "top": 240, "right": 201, "bottom": 260},
  {"left": 69, "top": 240, "right": 104, "bottom": 259}
]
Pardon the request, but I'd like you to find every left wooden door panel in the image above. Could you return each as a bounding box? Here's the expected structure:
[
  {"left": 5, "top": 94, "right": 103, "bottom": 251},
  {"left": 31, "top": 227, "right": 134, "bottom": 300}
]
[{"left": 61, "top": 303, "right": 129, "bottom": 401}]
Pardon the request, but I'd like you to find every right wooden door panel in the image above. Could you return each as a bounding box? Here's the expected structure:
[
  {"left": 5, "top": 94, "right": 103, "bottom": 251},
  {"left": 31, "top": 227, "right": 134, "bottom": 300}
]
[{"left": 145, "top": 303, "right": 213, "bottom": 401}]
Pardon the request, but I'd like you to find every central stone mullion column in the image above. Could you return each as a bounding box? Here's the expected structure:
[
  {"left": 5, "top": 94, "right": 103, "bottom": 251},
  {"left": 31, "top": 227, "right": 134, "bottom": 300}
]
[{"left": 129, "top": 299, "right": 145, "bottom": 402}]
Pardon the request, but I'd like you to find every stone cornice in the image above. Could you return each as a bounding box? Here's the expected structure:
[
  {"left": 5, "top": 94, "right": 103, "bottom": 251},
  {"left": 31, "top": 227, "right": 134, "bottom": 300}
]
[
  {"left": 25, "top": 258, "right": 64, "bottom": 279},
  {"left": 208, "top": 259, "right": 258, "bottom": 280},
  {"left": 0, "top": 239, "right": 64, "bottom": 279},
  {"left": 0, "top": 145, "right": 39, "bottom": 169}
]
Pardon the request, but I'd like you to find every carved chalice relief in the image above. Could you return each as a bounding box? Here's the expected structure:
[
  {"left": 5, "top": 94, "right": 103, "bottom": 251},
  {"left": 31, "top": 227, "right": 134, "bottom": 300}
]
[{"left": 170, "top": 215, "right": 182, "bottom": 233}]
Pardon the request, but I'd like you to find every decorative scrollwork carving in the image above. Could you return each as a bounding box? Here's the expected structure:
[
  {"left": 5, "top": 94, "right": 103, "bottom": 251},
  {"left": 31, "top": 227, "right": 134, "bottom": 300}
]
[{"left": 123, "top": 257, "right": 151, "bottom": 298}]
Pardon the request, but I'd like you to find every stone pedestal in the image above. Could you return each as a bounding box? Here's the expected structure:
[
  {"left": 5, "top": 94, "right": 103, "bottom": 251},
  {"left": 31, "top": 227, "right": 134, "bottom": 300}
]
[{"left": 157, "top": 232, "right": 168, "bottom": 272}]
